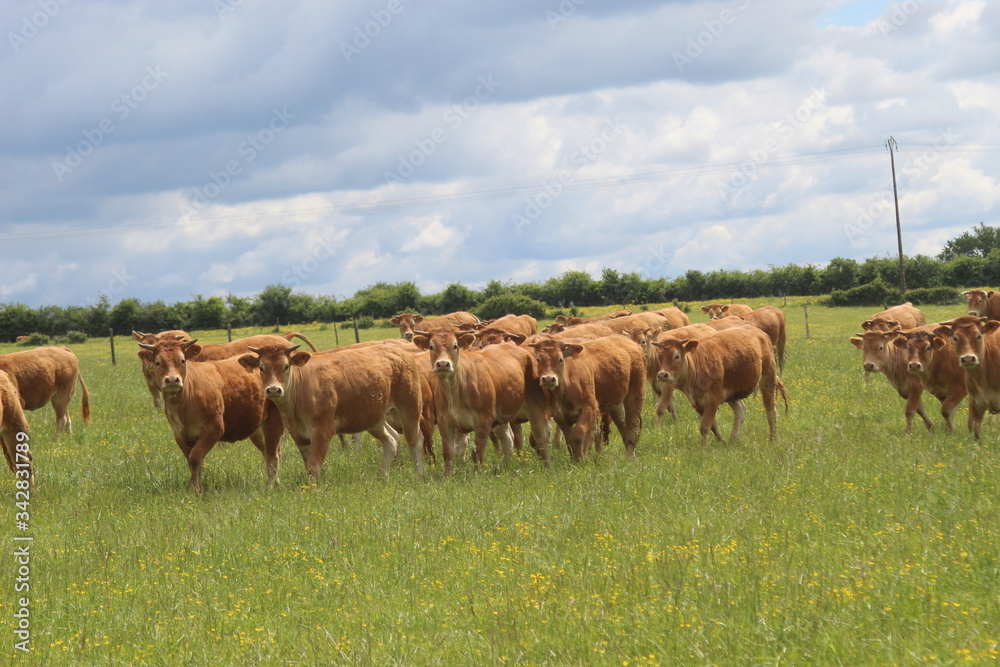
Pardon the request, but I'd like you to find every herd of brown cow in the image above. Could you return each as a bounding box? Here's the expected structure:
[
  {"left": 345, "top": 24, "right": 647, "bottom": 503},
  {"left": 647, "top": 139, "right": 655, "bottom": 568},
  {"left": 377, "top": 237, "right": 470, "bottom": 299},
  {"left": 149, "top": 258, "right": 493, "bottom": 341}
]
[{"left": 3, "top": 290, "right": 996, "bottom": 492}]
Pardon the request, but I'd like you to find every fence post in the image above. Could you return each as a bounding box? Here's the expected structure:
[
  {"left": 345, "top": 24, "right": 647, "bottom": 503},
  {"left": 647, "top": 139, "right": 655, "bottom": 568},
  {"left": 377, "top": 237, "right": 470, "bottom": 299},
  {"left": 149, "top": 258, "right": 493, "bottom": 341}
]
[
  {"left": 803, "top": 304, "right": 811, "bottom": 339},
  {"left": 227, "top": 323, "right": 232, "bottom": 342},
  {"left": 333, "top": 320, "right": 339, "bottom": 348},
  {"left": 109, "top": 328, "right": 117, "bottom": 365},
  {"left": 353, "top": 315, "right": 360, "bottom": 344}
]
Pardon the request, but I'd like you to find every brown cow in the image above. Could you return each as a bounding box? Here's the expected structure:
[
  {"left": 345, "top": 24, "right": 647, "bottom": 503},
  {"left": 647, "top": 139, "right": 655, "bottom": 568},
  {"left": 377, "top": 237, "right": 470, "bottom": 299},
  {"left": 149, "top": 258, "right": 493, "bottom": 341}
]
[
  {"left": 138, "top": 339, "right": 284, "bottom": 492},
  {"left": 554, "top": 310, "right": 631, "bottom": 326},
  {"left": 539, "top": 321, "right": 616, "bottom": 338},
  {"left": 861, "top": 302, "right": 925, "bottom": 332},
  {"left": 239, "top": 343, "right": 425, "bottom": 483},
  {"left": 647, "top": 307, "right": 690, "bottom": 330},
  {"left": 891, "top": 330, "right": 968, "bottom": 432},
  {"left": 193, "top": 332, "right": 319, "bottom": 361},
  {"left": 701, "top": 303, "right": 753, "bottom": 320},
  {"left": 134, "top": 330, "right": 193, "bottom": 409},
  {"left": 478, "top": 314, "right": 537, "bottom": 337},
  {"left": 962, "top": 290, "right": 1000, "bottom": 320},
  {"left": 647, "top": 323, "right": 738, "bottom": 424},
  {"left": 849, "top": 327, "right": 937, "bottom": 433},
  {"left": 0, "top": 346, "right": 91, "bottom": 436},
  {"left": 527, "top": 336, "right": 646, "bottom": 461},
  {"left": 656, "top": 326, "right": 787, "bottom": 448},
  {"left": 413, "top": 330, "right": 550, "bottom": 476},
  {"left": 391, "top": 311, "right": 480, "bottom": 341},
  {"left": 600, "top": 312, "right": 670, "bottom": 335},
  {"left": 933, "top": 316, "right": 1000, "bottom": 439},
  {"left": 739, "top": 306, "right": 788, "bottom": 373},
  {"left": 0, "top": 370, "right": 32, "bottom": 487}
]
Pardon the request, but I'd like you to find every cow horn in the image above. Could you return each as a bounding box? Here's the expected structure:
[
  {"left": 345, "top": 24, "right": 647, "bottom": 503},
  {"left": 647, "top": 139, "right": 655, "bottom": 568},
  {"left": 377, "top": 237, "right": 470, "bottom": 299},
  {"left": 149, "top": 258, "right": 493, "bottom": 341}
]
[
  {"left": 412, "top": 330, "right": 432, "bottom": 337},
  {"left": 288, "top": 344, "right": 301, "bottom": 353},
  {"left": 247, "top": 346, "right": 262, "bottom": 355},
  {"left": 138, "top": 342, "right": 156, "bottom": 350},
  {"left": 960, "top": 290, "right": 970, "bottom": 296},
  {"left": 181, "top": 339, "right": 199, "bottom": 348}
]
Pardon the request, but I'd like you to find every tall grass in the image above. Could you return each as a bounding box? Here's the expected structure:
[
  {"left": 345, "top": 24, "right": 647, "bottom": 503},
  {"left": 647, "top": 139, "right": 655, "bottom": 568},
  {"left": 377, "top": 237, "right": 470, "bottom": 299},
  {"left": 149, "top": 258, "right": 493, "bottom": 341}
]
[{"left": 3, "top": 301, "right": 1000, "bottom": 665}]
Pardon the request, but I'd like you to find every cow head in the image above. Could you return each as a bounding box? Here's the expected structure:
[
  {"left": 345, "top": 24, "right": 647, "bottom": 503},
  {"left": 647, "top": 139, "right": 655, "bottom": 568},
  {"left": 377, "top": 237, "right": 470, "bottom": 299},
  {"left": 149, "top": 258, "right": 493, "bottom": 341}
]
[
  {"left": 651, "top": 337, "right": 697, "bottom": 384},
  {"left": 475, "top": 328, "right": 526, "bottom": 348},
  {"left": 934, "top": 315, "right": 999, "bottom": 369},
  {"left": 527, "top": 339, "right": 584, "bottom": 389},
  {"left": 238, "top": 344, "right": 306, "bottom": 401},
  {"left": 391, "top": 313, "right": 424, "bottom": 341},
  {"left": 411, "top": 329, "right": 476, "bottom": 374},
  {"left": 861, "top": 317, "right": 901, "bottom": 332},
  {"left": 541, "top": 322, "right": 566, "bottom": 334},
  {"left": 137, "top": 339, "right": 202, "bottom": 394},
  {"left": 892, "top": 330, "right": 948, "bottom": 374},
  {"left": 700, "top": 304, "right": 723, "bottom": 320},
  {"left": 962, "top": 290, "right": 994, "bottom": 317},
  {"left": 849, "top": 330, "right": 901, "bottom": 373},
  {"left": 622, "top": 328, "right": 656, "bottom": 355}
]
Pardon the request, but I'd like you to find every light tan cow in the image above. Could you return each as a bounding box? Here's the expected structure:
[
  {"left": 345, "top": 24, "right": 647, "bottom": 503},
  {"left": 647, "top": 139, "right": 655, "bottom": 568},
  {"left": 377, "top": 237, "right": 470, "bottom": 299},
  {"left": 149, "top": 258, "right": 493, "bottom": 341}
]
[
  {"left": 933, "top": 315, "right": 1000, "bottom": 439},
  {"left": 0, "top": 346, "right": 91, "bottom": 436},
  {"left": 861, "top": 302, "right": 925, "bottom": 332},
  {"left": 701, "top": 303, "right": 753, "bottom": 320},
  {"left": 656, "top": 326, "right": 787, "bottom": 448},
  {"left": 962, "top": 290, "right": 1000, "bottom": 320},
  {"left": 413, "top": 329, "right": 550, "bottom": 477},
  {"left": 138, "top": 339, "right": 284, "bottom": 492},
  {"left": 849, "top": 326, "right": 937, "bottom": 433},
  {"left": 738, "top": 306, "right": 788, "bottom": 373},
  {"left": 541, "top": 321, "right": 617, "bottom": 336},
  {"left": 391, "top": 311, "right": 480, "bottom": 341},
  {"left": 555, "top": 310, "right": 631, "bottom": 326},
  {"left": 133, "top": 330, "right": 193, "bottom": 408},
  {"left": 240, "top": 343, "right": 425, "bottom": 483},
  {"left": 646, "top": 323, "right": 736, "bottom": 424},
  {"left": 646, "top": 307, "right": 690, "bottom": 330},
  {"left": 193, "top": 332, "right": 319, "bottom": 361},
  {"left": 0, "top": 370, "right": 32, "bottom": 487},
  {"left": 599, "top": 312, "right": 670, "bottom": 335},
  {"left": 892, "top": 330, "right": 968, "bottom": 432},
  {"left": 527, "top": 336, "right": 646, "bottom": 461}
]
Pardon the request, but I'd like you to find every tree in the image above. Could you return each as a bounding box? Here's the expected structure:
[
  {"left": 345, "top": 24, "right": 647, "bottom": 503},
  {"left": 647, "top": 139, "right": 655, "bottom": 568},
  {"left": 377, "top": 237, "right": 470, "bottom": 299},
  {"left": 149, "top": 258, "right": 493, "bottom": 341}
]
[
  {"left": 937, "top": 223, "right": 1000, "bottom": 261},
  {"left": 817, "top": 257, "right": 859, "bottom": 293},
  {"left": 188, "top": 295, "right": 227, "bottom": 330},
  {"left": 254, "top": 284, "right": 293, "bottom": 326},
  {"left": 438, "top": 283, "right": 480, "bottom": 313},
  {"left": 109, "top": 298, "right": 142, "bottom": 333}
]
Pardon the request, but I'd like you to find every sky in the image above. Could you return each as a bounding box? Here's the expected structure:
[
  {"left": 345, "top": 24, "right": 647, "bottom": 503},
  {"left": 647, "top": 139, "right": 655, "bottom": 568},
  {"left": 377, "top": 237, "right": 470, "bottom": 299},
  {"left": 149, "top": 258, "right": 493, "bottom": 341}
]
[{"left": 1, "top": 0, "right": 998, "bottom": 308}]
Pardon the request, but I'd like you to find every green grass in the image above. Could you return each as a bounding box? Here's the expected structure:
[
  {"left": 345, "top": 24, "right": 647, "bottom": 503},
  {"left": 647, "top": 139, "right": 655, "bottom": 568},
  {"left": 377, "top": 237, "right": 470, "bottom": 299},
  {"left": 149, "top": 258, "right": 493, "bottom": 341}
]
[{"left": 3, "top": 302, "right": 1000, "bottom": 665}]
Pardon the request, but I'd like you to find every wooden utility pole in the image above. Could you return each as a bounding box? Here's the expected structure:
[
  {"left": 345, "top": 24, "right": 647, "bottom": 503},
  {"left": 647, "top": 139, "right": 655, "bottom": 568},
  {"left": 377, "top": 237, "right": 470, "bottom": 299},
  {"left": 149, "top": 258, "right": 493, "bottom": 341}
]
[{"left": 887, "top": 136, "right": 906, "bottom": 293}]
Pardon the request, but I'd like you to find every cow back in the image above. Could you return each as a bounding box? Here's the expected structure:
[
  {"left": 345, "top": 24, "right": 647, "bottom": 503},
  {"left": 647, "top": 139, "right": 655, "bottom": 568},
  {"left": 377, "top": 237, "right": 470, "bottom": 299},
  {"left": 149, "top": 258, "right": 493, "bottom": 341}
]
[{"left": 0, "top": 346, "right": 80, "bottom": 411}]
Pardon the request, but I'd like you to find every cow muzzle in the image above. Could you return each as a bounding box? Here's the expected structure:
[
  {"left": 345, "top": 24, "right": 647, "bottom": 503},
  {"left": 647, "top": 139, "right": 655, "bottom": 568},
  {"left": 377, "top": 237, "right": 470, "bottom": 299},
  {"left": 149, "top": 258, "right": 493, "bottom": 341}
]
[
  {"left": 434, "top": 359, "right": 454, "bottom": 373},
  {"left": 161, "top": 376, "right": 183, "bottom": 392},
  {"left": 908, "top": 362, "right": 923, "bottom": 373},
  {"left": 863, "top": 362, "right": 877, "bottom": 372},
  {"left": 539, "top": 374, "right": 558, "bottom": 388},
  {"left": 960, "top": 354, "right": 980, "bottom": 367},
  {"left": 403, "top": 332, "right": 414, "bottom": 341},
  {"left": 265, "top": 385, "right": 284, "bottom": 399},
  {"left": 656, "top": 370, "right": 674, "bottom": 383}
]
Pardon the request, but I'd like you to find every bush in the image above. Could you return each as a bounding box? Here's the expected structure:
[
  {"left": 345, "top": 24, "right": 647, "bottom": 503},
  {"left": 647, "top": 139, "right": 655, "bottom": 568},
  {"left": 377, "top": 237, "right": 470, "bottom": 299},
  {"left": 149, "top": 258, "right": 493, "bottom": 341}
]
[
  {"left": 19, "top": 332, "right": 51, "bottom": 346},
  {"left": 340, "top": 315, "right": 376, "bottom": 330},
  {"left": 904, "top": 287, "right": 962, "bottom": 306},
  {"left": 827, "top": 277, "right": 904, "bottom": 307},
  {"left": 54, "top": 331, "right": 89, "bottom": 345},
  {"left": 476, "top": 294, "right": 547, "bottom": 321}
]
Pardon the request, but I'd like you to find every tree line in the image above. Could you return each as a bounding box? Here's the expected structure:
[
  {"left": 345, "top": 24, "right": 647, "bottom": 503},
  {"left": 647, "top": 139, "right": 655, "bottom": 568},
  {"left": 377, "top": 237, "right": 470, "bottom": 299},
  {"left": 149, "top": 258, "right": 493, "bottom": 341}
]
[{"left": 2, "top": 223, "right": 998, "bottom": 341}]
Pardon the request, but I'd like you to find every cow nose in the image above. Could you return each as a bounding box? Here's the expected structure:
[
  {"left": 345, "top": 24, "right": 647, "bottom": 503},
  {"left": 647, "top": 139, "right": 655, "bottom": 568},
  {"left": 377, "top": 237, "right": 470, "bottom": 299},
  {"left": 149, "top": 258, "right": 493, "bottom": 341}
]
[
  {"left": 960, "top": 354, "right": 979, "bottom": 367},
  {"left": 162, "top": 375, "right": 182, "bottom": 388},
  {"left": 434, "top": 359, "right": 453, "bottom": 372},
  {"left": 656, "top": 370, "right": 672, "bottom": 383},
  {"left": 969, "top": 311, "right": 979, "bottom": 316},
  {"left": 265, "top": 385, "right": 284, "bottom": 399},
  {"left": 863, "top": 362, "right": 876, "bottom": 372},
  {"left": 908, "top": 362, "right": 923, "bottom": 372},
  {"left": 404, "top": 332, "right": 414, "bottom": 341},
  {"left": 539, "top": 374, "right": 558, "bottom": 388}
]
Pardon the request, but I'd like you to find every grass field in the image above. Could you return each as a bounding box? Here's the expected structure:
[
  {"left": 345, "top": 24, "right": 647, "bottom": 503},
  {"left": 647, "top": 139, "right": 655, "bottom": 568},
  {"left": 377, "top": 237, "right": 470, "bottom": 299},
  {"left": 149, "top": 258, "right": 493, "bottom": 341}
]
[{"left": 3, "top": 299, "right": 1000, "bottom": 665}]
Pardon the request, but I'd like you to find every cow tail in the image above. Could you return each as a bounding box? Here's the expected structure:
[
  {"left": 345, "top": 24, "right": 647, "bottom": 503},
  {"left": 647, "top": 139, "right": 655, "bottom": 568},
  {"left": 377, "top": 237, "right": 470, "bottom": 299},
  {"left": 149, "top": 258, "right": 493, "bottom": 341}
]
[
  {"left": 285, "top": 332, "right": 319, "bottom": 352},
  {"left": 78, "top": 370, "right": 92, "bottom": 425},
  {"left": 776, "top": 376, "right": 790, "bottom": 415}
]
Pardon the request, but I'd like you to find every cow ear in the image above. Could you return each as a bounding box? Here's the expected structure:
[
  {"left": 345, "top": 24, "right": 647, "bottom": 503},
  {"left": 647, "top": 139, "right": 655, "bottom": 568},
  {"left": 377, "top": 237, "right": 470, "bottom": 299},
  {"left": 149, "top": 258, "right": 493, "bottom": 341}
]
[
  {"left": 885, "top": 320, "right": 900, "bottom": 331},
  {"left": 700, "top": 305, "right": 710, "bottom": 313},
  {"left": 849, "top": 336, "right": 864, "bottom": 350},
  {"left": 132, "top": 331, "right": 144, "bottom": 341},
  {"left": 985, "top": 321, "right": 1000, "bottom": 336},
  {"left": 137, "top": 349, "right": 153, "bottom": 363},
  {"left": 414, "top": 314, "right": 424, "bottom": 324},
  {"left": 412, "top": 335, "right": 430, "bottom": 350},
  {"left": 861, "top": 320, "right": 873, "bottom": 331},
  {"left": 721, "top": 305, "right": 730, "bottom": 314},
  {"left": 933, "top": 326, "right": 951, "bottom": 338},
  {"left": 504, "top": 333, "right": 526, "bottom": 345},
  {"left": 290, "top": 350, "right": 311, "bottom": 366},
  {"left": 458, "top": 333, "right": 477, "bottom": 349},
  {"left": 989, "top": 291, "right": 996, "bottom": 298},
  {"left": 390, "top": 316, "right": 401, "bottom": 325},
  {"left": 931, "top": 336, "right": 948, "bottom": 350},
  {"left": 563, "top": 343, "right": 584, "bottom": 358},
  {"left": 891, "top": 336, "right": 908, "bottom": 349},
  {"left": 682, "top": 339, "right": 699, "bottom": 353},
  {"left": 237, "top": 354, "right": 258, "bottom": 372},
  {"left": 182, "top": 344, "right": 202, "bottom": 360}
]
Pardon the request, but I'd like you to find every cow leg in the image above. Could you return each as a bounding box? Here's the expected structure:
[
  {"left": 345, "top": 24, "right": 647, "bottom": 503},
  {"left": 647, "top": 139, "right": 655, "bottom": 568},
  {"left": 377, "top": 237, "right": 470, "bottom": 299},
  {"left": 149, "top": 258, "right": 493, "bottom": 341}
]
[
  {"left": 697, "top": 403, "right": 722, "bottom": 449},
  {"left": 249, "top": 427, "right": 281, "bottom": 489},
  {"left": 511, "top": 422, "right": 524, "bottom": 452},
  {"left": 969, "top": 400, "right": 984, "bottom": 440},
  {"left": 728, "top": 400, "right": 747, "bottom": 443},
  {"left": 903, "top": 389, "right": 932, "bottom": 433},
  {"left": 394, "top": 401, "right": 425, "bottom": 478},
  {"left": 606, "top": 404, "right": 633, "bottom": 458},
  {"left": 655, "top": 384, "right": 678, "bottom": 426},
  {"left": 472, "top": 425, "right": 493, "bottom": 469},
  {"left": 940, "top": 387, "right": 966, "bottom": 433},
  {"left": 368, "top": 420, "right": 400, "bottom": 478},
  {"left": 303, "top": 424, "right": 335, "bottom": 484},
  {"left": 185, "top": 425, "right": 223, "bottom": 493},
  {"left": 490, "top": 423, "right": 515, "bottom": 466},
  {"left": 568, "top": 407, "right": 599, "bottom": 461},
  {"left": 439, "top": 421, "right": 459, "bottom": 478},
  {"left": 51, "top": 394, "right": 72, "bottom": 437}
]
